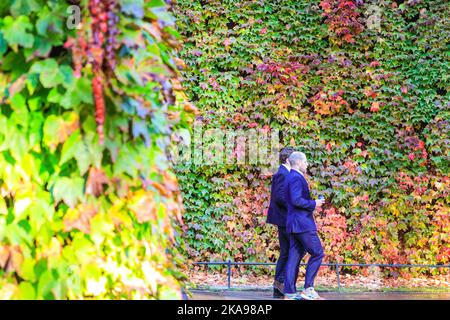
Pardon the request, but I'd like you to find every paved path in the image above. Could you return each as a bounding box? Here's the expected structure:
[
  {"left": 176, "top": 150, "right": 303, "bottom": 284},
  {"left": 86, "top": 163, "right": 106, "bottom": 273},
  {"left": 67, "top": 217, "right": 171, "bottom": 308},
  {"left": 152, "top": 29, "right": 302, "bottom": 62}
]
[{"left": 191, "top": 290, "right": 450, "bottom": 300}]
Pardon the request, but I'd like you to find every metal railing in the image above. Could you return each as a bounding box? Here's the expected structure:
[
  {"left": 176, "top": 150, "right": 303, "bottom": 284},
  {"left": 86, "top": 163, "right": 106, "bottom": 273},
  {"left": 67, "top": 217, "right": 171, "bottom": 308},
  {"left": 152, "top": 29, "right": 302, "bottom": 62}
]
[{"left": 194, "top": 261, "right": 450, "bottom": 290}]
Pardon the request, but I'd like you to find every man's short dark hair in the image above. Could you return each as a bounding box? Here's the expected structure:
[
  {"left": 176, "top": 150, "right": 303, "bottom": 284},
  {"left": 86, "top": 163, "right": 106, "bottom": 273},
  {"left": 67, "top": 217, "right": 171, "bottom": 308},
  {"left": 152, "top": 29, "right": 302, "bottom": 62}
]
[{"left": 279, "top": 146, "right": 295, "bottom": 164}]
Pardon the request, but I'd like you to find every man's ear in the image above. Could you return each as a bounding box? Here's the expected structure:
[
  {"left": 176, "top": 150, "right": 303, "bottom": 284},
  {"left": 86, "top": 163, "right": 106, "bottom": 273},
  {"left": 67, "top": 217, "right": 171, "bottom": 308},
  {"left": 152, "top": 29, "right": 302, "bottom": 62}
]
[{"left": 286, "top": 159, "right": 290, "bottom": 166}]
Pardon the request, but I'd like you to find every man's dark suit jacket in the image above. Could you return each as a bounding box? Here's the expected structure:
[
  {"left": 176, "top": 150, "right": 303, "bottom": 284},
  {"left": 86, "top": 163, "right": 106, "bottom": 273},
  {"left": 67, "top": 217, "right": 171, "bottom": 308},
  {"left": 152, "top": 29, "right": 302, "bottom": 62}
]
[
  {"left": 285, "top": 169, "right": 317, "bottom": 233},
  {"left": 267, "top": 165, "right": 290, "bottom": 227}
]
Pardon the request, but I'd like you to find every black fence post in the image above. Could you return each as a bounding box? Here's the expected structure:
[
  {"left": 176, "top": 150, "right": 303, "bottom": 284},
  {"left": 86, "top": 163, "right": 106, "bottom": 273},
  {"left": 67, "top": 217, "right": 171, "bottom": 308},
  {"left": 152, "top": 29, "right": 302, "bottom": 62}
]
[
  {"left": 227, "top": 259, "right": 231, "bottom": 289},
  {"left": 336, "top": 262, "right": 340, "bottom": 291}
]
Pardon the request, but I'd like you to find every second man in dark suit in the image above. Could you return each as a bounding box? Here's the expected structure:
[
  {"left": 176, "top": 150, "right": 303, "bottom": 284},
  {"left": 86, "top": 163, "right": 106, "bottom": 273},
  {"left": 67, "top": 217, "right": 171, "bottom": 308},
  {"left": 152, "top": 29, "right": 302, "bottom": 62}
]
[{"left": 267, "top": 146, "right": 295, "bottom": 298}]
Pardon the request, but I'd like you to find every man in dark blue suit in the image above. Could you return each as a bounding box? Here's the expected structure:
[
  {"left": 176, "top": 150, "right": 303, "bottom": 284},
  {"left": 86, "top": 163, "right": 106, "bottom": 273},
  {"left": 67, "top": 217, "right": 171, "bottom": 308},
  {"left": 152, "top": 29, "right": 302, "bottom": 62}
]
[
  {"left": 283, "top": 151, "right": 325, "bottom": 300},
  {"left": 267, "top": 146, "right": 295, "bottom": 298}
]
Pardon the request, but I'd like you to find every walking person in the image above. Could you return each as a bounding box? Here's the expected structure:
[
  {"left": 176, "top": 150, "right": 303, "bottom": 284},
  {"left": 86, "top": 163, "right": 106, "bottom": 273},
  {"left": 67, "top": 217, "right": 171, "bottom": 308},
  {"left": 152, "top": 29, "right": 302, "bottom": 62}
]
[
  {"left": 283, "top": 151, "right": 325, "bottom": 300},
  {"left": 266, "top": 146, "right": 295, "bottom": 298}
]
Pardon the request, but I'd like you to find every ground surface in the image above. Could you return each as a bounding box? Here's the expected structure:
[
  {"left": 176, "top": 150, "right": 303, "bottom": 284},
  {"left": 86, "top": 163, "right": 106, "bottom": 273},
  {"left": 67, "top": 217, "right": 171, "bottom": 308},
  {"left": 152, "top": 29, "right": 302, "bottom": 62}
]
[
  {"left": 191, "top": 289, "right": 450, "bottom": 300},
  {"left": 188, "top": 269, "right": 450, "bottom": 291}
]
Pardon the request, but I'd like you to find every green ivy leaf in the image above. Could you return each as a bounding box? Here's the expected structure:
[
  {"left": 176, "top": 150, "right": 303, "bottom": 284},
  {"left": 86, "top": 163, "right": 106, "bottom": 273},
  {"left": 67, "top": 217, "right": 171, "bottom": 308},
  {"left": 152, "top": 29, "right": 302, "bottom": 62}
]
[
  {"left": 52, "top": 176, "right": 84, "bottom": 208},
  {"left": 27, "top": 96, "right": 41, "bottom": 111},
  {"left": 10, "top": 0, "right": 42, "bottom": 17},
  {"left": 90, "top": 214, "right": 114, "bottom": 247},
  {"left": 37, "top": 269, "right": 56, "bottom": 299},
  {"left": 60, "top": 77, "right": 93, "bottom": 109},
  {"left": 29, "top": 58, "right": 64, "bottom": 88},
  {"left": 0, "top": 32, "right": 7, "bottom": 57},
  {"left": 26, "top": 73, "right": 39, "bottom": 95},
  {"left": 16, "top": 281, "right": 36, "bottom": 300},
  {"left": 18, "top": 258, "right": 36, "bottom": 282},
  {"left": 114, "top": 145, "right": 139, "bottom": 178},
  {"left": 42, "top": 115, "right": 61, "bottom": 151},
  {"left": 47, "top": 87, "right": 62, "bottom": 104},
  {"left": 4, "top": 122, "right": 28, "bottom": 161},
  {"left": 60, "top": 130, "right": 91, "bottom": 176},
  {"left": 36, "top": 5, "right": 63, "bottom": 37},
  {"left": 10, "top": 93, "right": 29, "bottom": 128},
  {"left": 1, "top": 15, "right": 34, "bottom": 49},
  {"left": 24, "top": 35, "right": 53, "bottom": 59}
]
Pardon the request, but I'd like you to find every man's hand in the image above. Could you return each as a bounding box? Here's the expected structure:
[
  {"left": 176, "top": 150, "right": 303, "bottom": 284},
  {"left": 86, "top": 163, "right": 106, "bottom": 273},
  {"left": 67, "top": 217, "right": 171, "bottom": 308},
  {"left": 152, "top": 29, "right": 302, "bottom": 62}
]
[{"left": 315, "top": 199, "right": 325, "bottom": 208}]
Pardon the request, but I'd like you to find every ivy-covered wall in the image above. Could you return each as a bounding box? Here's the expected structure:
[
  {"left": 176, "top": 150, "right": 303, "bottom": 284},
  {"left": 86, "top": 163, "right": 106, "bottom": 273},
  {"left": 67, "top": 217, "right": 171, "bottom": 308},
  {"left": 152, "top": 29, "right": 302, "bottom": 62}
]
[
  {"left": 174, "top": 0, "right": 449, "bottom": 273},
  {"left": 0, "top": 0, "right": 190, "bottom": 299}
]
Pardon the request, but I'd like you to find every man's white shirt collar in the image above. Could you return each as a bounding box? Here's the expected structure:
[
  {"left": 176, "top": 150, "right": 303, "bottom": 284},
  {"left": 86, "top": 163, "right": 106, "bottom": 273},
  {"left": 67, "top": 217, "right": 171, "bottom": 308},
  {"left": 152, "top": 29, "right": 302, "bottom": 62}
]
[{"left": 282, "top": 164, "right": 290, "bottom": 172}]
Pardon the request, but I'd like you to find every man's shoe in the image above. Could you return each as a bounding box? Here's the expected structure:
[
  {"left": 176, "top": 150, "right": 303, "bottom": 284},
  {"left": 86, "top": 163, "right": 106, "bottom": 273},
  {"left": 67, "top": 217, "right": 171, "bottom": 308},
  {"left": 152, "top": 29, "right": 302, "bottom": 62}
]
[
  {"left": 300, "top": 287, "right": 324, "bottom": 300},
  {"left": 273, "top": 287, "right": 284, "bottom": 298},
  {"left": 273, "top": 280, "right": 284, "bottom": 298},
  {"left": 283, "top": 293, "right": 302, "bottom": 300}
]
